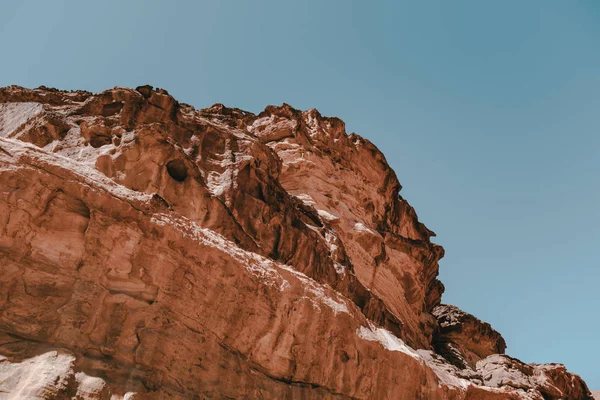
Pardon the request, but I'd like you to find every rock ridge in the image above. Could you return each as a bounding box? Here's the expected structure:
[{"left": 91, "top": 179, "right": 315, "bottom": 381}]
[{"left": 0, "top": 85, "right": 592, "bottom": 399}]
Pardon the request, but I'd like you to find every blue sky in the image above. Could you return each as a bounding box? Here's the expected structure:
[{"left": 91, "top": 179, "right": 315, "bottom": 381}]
[{"left": 1, "top": 0, "right": 598, "bottom": 389}]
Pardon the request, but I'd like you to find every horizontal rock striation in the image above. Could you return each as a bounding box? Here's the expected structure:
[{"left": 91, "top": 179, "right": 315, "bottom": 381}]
[{"left": 0, "top": 85, "right": 592, "bottom": 399}]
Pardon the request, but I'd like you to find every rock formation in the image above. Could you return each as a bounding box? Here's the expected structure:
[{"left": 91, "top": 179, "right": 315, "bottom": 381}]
[
  {"left": 433, "top": 304, "right": 507, "bottom": 371},
  {"left": 0, "top": 85, "right": 593, "bottom": 399}
]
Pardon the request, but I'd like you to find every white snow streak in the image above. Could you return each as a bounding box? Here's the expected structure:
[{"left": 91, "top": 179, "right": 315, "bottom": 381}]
[
  {"left": 0, "top": 137, "right": 153, "bottom": 204},
  {"left": 357, "top": 323, "right": 420, "bottom": 360},
  {"left": 294, "top": 193, "right": 316, "bottom": 206},
  {"left": 0, "top": 102, "right": 43, "bottom": 137},
  {"left": 417, "top": 350, "right": 471, "bottom": 390},
  {"left": 354, "top": 222, "right": 376, "bottom": 234},
  {"left": 357, "top": 323, "right": 472, "bottom": 391},
  {"left": 150, "top": 213, "right": 348, "bottom": 314},
  {"left": 333, "top": 262, "right": 346, "bottom": 275},
  {"left": 317, "top": 209, "right": 338, "bottom": 222}
]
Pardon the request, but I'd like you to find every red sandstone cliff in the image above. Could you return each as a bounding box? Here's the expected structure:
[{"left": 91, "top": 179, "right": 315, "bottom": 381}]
[{"left": 0, "top": 85, "right": 592, "bottom": 399}]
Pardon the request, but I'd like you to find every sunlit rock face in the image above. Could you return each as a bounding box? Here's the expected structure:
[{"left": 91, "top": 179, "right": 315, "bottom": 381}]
[{"left": 0, "top": 85, "right": 592, "bottom": 399}]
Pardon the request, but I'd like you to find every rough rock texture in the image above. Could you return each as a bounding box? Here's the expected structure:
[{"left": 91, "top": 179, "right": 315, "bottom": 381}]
[
  {"left": 0, "top": 85, "right": 593, "bottom": 399},
  {"left": 433, "top": 304, "right": 507, "bottom": 370},
  {"left": 0, "top": 351, "right": 112, "bottom": 399},
  {"left": 475, "top": 355, "right": 592, "bottom": 400}
]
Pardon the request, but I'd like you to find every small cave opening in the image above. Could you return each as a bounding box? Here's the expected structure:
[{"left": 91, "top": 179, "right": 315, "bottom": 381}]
[
  {"left": 101, "top": 101, "right": 124, "bottom": 117},
  {"left": 89, "top": 134, "right": 112, "bottom": 148},
  {"left": 166, "top": 159, "right": 188, "bottom": 182}
]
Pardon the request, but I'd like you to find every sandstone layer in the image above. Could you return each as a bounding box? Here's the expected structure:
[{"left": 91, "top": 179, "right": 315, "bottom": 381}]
[{"left": 0, "top": 85, "right": 592, "bottom": 399}]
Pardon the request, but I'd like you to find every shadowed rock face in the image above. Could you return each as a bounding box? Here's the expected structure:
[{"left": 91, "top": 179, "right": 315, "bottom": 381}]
[
  {"left": 433, "top": 304, "right": 507, "bottom": 370},
  {"left": 0, "top": 85, "right": 592, "bottom": 399}
]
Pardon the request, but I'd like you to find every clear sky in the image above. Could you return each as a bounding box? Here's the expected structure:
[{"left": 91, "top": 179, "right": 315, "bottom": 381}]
[{"left": 1, "top": 0, "right": 598, "bottom": 390}]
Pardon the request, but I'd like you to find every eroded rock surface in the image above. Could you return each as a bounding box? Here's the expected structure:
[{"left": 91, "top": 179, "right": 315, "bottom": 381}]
[
  {"left": 476, "top": 355, "right": 592, "bottom": 400},
  {"left": 433, "top": 304, "right": 507, "bottom": 370},
  {"left": 0, "top": 85, "right": 592, "bottom": 399}
]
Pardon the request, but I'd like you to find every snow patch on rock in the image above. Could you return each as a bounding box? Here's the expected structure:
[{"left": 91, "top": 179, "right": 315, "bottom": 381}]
[
  {"left": 357, "top": 323, "right": 420, "bottom": 360},
  {"left": 0, "top": 102, "right": 43, "bottom": 137},
  {"left": 151, "top": 213, "right": 349, "bottom": 314},
  {"left": 0, "top": 351, "right": 75, "bottom": 399},
  {"left": 205, "top": 139, "right": 253, "bottom": 202},
  {"left": 354, "top": 222, "right": 376, "bottom": 234},
  {"left": 333, "top": 262, "right": 346, "bottom": 275},
  {"left": 293, "top": 193, "right": 316, "bottom": 207},
  {"left": 0, "top": 137, "right": 154, "bottom": 204},
  {"left": 75, "top": 371, "right": 110, "bottom": 399},
  {"left": 417, "top": 350, "right": 471, "bottom": 390},
  {"left": 317, "top": 209, "right": 338, "bottom": 222}
]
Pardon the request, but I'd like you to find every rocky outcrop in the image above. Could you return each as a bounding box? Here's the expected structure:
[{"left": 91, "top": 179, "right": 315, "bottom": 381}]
[
  {"left": 433, "top": 304, "right": 506, "bottom": 370},
  {"left": 476, "top": 355, "right": 592, "bottom": 400},
  {"left": 0, "top": 85, "right": 592, "bottom": 399},
  {"left": 0, "top": 351, "right": 111, "bottom": 400}
]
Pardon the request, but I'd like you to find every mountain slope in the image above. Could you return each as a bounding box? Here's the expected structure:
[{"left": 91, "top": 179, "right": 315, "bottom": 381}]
[{"left": 0, "top": 85, "right": 592, "bottom": 399}]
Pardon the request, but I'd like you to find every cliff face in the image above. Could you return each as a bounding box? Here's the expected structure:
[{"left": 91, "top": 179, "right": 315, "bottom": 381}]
[{"left": 0, "top": 85, "right": 592, "bottom": 399}]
